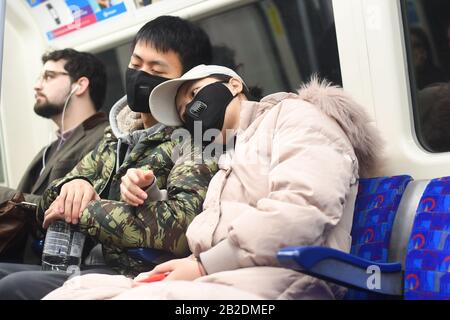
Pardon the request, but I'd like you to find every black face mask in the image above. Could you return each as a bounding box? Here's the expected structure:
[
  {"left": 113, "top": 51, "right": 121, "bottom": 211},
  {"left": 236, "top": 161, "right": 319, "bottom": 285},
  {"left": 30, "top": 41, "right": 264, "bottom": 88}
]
[
  {"left": 126, "top": 68, "right": 169, "bottom": 113},
  {"left": 185, "top": 82, "right": 235, "bottom": 139}
]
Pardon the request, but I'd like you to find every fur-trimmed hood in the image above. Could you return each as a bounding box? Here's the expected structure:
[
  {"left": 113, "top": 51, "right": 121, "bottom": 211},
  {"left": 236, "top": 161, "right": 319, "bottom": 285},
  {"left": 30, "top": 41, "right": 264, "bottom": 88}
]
[
  {"left": 297, "top": 78, "right": 383, "bottom": 177},
  {"left": 254, "top": 78, "right": 383, "bottom": 177}
]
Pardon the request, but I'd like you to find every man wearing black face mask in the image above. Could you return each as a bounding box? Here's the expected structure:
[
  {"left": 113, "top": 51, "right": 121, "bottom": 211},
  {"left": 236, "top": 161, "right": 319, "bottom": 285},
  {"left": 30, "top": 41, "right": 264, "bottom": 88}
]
[
  {"left": 0, "top": 16, "right": 217, "bottom": 300},
  {"left": 125, "top": 69, "right": 170, "bottom": 113}
]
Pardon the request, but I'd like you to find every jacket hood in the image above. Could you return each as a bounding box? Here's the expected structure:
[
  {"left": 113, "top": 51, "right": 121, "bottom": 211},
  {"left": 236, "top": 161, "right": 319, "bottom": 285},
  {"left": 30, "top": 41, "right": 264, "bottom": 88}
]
[
  {"left": 258, "top": 78, "right": 383, "bottom": 177},
  {"left": 297, "top": 78, "right": 383, "bottom": 177},
  {"left": 109, "top": 95, "right": 144, "bottom": 140},
  {"left": 108, "top": 95, "right": 168, "bottom": 174}
]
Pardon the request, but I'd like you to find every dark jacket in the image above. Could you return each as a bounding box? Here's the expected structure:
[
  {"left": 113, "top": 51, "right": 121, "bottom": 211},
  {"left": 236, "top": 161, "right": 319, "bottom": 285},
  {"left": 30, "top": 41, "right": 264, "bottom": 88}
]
[{"left": 0, "top": 112, "right": 109, "bottom": 204}]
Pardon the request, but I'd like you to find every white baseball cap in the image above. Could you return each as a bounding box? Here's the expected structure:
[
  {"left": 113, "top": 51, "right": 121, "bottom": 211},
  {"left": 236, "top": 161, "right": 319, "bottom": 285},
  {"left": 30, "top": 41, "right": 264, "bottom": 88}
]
[{"left": 149, "top": 64, "right": 246, "bottom": 126}]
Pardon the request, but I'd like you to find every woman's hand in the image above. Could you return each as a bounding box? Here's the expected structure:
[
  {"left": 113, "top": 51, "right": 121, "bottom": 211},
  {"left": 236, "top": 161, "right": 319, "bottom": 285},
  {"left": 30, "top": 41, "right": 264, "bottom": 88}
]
[{"left": 133, "top": 257, "right": 206, "bottom": 286}]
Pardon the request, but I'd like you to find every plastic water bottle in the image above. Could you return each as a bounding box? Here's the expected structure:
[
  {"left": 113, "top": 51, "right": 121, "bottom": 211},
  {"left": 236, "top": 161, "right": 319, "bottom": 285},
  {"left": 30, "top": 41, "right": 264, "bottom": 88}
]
[
  {"left": 67, "top": 226, "right": 86, "bottom": 273},
  {"left": 41, "top": 220, "right": 85, "bottom": 272}
]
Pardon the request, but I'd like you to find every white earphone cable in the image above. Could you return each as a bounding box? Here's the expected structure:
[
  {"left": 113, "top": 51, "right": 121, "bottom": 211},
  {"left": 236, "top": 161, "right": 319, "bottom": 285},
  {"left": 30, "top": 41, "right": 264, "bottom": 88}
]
[
  {"left": 40, "top": 84, "right": 78, "bottom": 175},
  {"left": 56, "top": 84, "right": 78, "bottom": 150}
]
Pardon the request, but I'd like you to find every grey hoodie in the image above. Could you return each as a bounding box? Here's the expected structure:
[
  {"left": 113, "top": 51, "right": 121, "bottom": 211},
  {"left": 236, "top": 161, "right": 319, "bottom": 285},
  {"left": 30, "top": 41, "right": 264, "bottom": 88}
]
[
  {"left": 109, "top": 95, "right": 166, "bottom": 174},
  {"left": 108, "top": 95, "right": 167, "bottom": 200}
]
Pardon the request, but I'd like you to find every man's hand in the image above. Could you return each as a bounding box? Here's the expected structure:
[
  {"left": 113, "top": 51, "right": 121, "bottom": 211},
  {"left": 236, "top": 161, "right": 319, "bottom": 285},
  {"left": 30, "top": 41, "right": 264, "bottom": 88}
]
[
  {"left": 132, "top": 257, "right": 205, "bottom": 286},
  {"left": 120, "top": 169, "right": 154, "bottom": 206},
  {"left": 43, "top": 196, "right": 64, "bottom": 229},
  {"left": 43, "top": 179, "right": 100, "bottom": 228}
]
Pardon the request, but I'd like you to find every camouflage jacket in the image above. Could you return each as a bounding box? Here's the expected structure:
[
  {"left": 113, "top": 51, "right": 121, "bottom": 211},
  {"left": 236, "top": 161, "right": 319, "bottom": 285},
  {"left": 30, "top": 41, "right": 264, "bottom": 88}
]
[{"left": 37, "top": 98, "right": 218, "bottom": 269}]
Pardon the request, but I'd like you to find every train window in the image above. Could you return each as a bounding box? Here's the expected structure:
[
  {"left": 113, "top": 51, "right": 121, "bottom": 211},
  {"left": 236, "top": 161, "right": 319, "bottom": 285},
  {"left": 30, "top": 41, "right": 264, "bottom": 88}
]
[
  {"left": 96, "top": 0, "right": 341, "bottom": 113},
  {"left": 403, "top": 0, "right": 450, "bottom": 152},
  {"left": 94, "top": 48, "right": 127, "bottom": 114},
  {"left": 198, "top": 0, "right": 341, "bottom": 99}
]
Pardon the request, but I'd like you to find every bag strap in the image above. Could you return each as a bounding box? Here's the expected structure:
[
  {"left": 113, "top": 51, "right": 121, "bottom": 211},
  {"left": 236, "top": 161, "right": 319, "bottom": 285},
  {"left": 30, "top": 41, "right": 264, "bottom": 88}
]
[{"left": 10, "top": 192, "right": 25, "bottom": 204}]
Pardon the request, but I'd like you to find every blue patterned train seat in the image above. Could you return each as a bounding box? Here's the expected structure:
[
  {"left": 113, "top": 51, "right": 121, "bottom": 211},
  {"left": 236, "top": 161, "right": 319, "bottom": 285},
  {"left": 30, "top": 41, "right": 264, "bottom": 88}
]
[
  {"left": 276, "top": 175, "right": 413, "bottom": 299},
  {"left": 351, "top": 175, "right": 413, "bottom": 263},
  {"left": 404, "top": 177, "right": 450, "bottom": 300},
  {"left": 347, "top": 175, "right": 413, "bottom": 299}
]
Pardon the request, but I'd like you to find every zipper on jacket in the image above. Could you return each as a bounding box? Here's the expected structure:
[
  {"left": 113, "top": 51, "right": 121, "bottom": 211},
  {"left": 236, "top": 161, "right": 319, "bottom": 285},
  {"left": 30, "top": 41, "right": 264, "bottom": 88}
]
[{"left": 97, "top": 168, "right": 114, "bottom": 199}]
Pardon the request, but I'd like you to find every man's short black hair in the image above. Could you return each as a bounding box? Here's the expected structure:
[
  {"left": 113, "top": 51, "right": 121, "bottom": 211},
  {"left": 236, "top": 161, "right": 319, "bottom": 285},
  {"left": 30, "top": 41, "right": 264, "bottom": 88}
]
[
  {"left": 131, "top": 15, "right": 212, "bottom": 73},
  {"left": 42, "top": 49, "right": 107, "bottom": 111}
]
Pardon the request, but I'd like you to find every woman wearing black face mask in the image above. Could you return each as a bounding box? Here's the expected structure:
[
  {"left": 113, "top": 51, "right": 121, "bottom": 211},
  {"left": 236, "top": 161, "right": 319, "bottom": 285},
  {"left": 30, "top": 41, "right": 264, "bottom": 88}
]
[
  {"left": 45, "top": 65, "right": 382, "bottom": 300},
  {"left": 150, "top": 66, "right": 248, "bottom": 146}
]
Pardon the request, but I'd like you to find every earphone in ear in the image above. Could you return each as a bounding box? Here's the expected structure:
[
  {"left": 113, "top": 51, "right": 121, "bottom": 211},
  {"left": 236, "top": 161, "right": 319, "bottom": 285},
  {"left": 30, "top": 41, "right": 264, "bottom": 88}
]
[{"left": 70, "top": 84, "right": 80, "bottom": 95}]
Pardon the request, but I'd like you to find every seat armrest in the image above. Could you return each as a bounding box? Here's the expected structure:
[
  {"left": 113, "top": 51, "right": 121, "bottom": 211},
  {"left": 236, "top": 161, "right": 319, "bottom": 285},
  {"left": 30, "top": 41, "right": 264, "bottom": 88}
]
[{"left": 278, "top": 246, "right": 402, "bottom": 296}]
